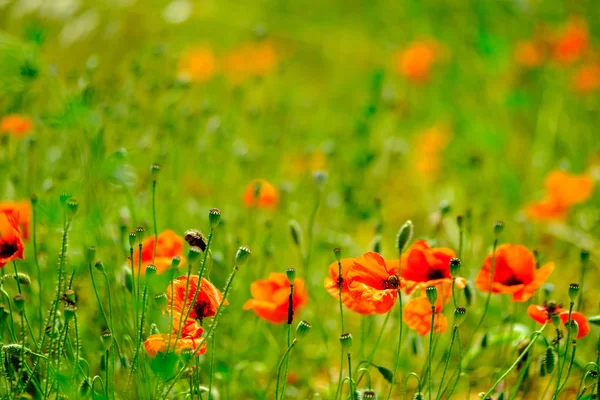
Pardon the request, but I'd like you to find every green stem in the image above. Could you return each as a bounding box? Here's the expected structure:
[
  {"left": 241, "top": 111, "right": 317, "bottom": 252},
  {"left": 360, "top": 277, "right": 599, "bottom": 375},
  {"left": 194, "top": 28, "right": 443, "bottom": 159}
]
[
  {"left": 127, "top": 282, "right": 148, "bottom": 391},
  {"left": 102, "top": 271, "right": 116, "bottom": 400},
  {"left": 554, "top": 302, "right": 574, "bottom": 398},
  {"left": 386, "top": 291, "right": 403, "bottom": 400},
  {"left": 427, "top": 307, "right": 435, "bottom": 399},
  {"left": 557, "top": 341, "right": 577, "bottom": 394},
  {"left": 281, "top": 283, "right": 294, "bottom": 399},
  {"left": 334, "top": 350, "right": 344, "bottom": 400},
  {"left": 208, "top": 333, "right": 215, "bottom": 400},
  {"left": 436, "top": 326, "right": 457, "bottom": 400},
  {"left": 152, "top": 180, "right": 158, "bottom": 263},
  {"left": 32, "top": 200, "right": 43, "bottom": 339},
  {"left": 474, "top": 238, "right": 498, "bottom": 334},
  {"left": 346, "top": 353, "right": 354, "bottom": 399},
  {"left": 275, "top": 339, "right": 297, "bottom": 400},
  {"left": 173, "top": 262, "right": 193, "bottom": 350},
  {"left": 445, "top": 329, "right": 463, "bottom": 398},
  {"left": 355, "top": 311, "right": 391, "bottom": 386}
]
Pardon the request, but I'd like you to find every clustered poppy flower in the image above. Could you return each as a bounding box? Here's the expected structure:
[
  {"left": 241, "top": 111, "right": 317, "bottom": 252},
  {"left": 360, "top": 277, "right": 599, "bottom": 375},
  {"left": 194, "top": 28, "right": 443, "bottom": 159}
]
[
  {"left": 0, "top": 114, "right": 33, "bottom": 137},
  {"left": 475, "top": 244, "right": 554, "bottom": 302},
  {"left": 131, "top": 230, "right": 186, "bottom": 276},
  {"left": 243, "top": 272, "right": 308, "bottom": 324},
  {"left": 0, "top": 201, "right": 31, "bottom": 240},
  {"left": 528, "top": 302, "right": 589, "bottom": 339},
  {"left": 242, "top": 179, "right": 279, "bottom": 209},
  {"left": 324, "top": 258, "right": 377, "bottom": 315},
  {"left": 526, "top": 170, "right": 594, "bottom": 221},
  {"left": 0, "top": 211, "right": 25, "bottom": 268},
  {"left": 177, "top": 45, "right": 217, "bottom": 83}
]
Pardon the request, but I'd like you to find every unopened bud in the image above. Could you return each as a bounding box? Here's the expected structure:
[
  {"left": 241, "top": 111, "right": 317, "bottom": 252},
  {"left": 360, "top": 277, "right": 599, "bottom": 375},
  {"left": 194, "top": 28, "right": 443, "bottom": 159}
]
[
  {"left": 78, "top": 378, "right": 91, "bottom": 396},
  {"left": 426, "top": 286, "right": 438, "bottom": 306},
  {"left": 150, "top": 163, "right": 162, "bottom": 180},
  {"left": 340, "top": 333, "right": 353, "bottom": 350},
  {"left": 333, "top": 247, "right": 342, "bottom": 263},
  {"left": 145, "top": 264, "right": 157, "bottom": 279},
  {"left": 94, "top": 261, "right": 104, "bottom": 272},
  {"left": 187, "top": 246, "right": 203, "bottom": 264},
  {"left": 545, "top": 347, "right": 555, "bottom": 373},
  {"left": 493, "top": 221, "right": 504, "bottom": 236},
  {"left": 413, "top": 393, "right": 424, "bottom": 400},
  {"left": 295, "top": 320, "right": 312, "bottom": 339},
  {"left": 439, "top": 201, "right": 451, "bottom": 216},
  {"left": 101, "top": 330, "right": 113, "bottom": 350},
  {"left": 171, "top": 256, "right": 182, "bottom": 269},
  {"left": 584, "top": 370, "right": 598, "bottom": 387},
  {"left": 136, "top": 226, "right": 145, "bottom": 243},
  {"left": 566, "top": 320, "right": 579, "bottom": 339},
  {"left": 208, "top": 208, "right": 221, "bottom": 229},
  {"left": 396, "top": 220, "right": 413, "bottom": 254},
  {"left": 13, "top": 294, "right": 24, "bottom": 313},
  {"left": 454, "top": 307, "right": 467, "bottom": 327},
  {"left": 59, "top": 192, "right": 71, "bottom": 205},
  {"left": 288, "top": 219, "right": 303, "bottom": 247},
  {"left": 66, "top": 198, "right": 79, "bottom": 215},
  {"left": 286, "top": 268, "right": 296, "bottom": 284},
  {"left": 123, "top": 267, "right": 133, "bottom": 293},
  {"left": 65, "top": 289, "right": 76, "bottom": 304},
  {"left": 568, "top": 283, "right": 580, "bottom": 302},
  {"left": 30, "top": 193, "right": 38, "bottom": 205},
  {"left": 456, "top": 215, "right": 464, "bottom": 229},
  {"left": 235, "top": 246, "right": 252, "bottom": 266},
  {"left": 580, "top": 249, "right": 590, "bottom": 263},
  {"left": 184, "top": 229, "right": 207, "bottom": 251},
  {"left": 450, "top": 258, "right": 461, "bottom": 277},
  {"left": 86, "top": 246, "right": 96, "bottom": 266},
  {"left": 128, "top": 232, "right": 136, "bottom": 248},
  {"left": 14, "top": 273, "right": 31, "bottom": 286},
  {"left": 150, "top": 323, "right": 160, "bottom": 335}
]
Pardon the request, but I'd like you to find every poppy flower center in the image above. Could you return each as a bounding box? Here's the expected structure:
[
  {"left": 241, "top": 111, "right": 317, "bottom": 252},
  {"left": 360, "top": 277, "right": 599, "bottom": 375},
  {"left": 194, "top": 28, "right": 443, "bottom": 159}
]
[
  {"left": 193, "top": 300, "right": 211, "bottom": 319},
  {"left": 427, "top": 269, "right": 446, "bottom": 280},
  {"left": 383, "top": 275, "right": 400, "bottom": 289},
  {"left": 0, "top": 241, "right": 18, "bottom": 258},
  {"left": 502, "top": 275, "right": 523, "bottom": 286}
]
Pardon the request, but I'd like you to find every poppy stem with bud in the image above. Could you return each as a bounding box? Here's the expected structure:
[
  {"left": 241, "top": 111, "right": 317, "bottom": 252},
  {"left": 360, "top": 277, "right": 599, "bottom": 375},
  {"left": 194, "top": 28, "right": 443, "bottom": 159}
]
[
  {"left": 31, "top": 194, "right": 43, "bottom": 339},
  {"left": 424, "top": 286, "right": 437, "bottom": 400},
  {"left": 150, "top": 163, "right": 161, "bottom": 263},
  {"left": 281, "top": 268, "right": 296, "bottom": 400},
  {"left": 554, "top": 292, "right": 577, "bottom": 398}
]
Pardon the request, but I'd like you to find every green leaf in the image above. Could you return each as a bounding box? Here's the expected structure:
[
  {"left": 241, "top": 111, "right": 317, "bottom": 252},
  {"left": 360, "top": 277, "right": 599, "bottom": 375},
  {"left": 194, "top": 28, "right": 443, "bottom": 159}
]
[{"left": 372, "top": 364, "right": 394, "bottom": 384}]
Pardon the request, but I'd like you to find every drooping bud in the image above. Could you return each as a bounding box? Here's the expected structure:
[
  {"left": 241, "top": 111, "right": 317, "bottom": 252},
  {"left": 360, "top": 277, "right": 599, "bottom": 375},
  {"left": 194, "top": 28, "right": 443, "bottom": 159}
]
[
  {"left": 286, "top": 268, "right": 296, "bottom": 284},
  {"left": 66, "top": 198, "right": 79, "bottom": 216},
  {"left": 78, "top": 378, "right": 91, "bottom": 396},
  {"left": 453, "top": 307, "right": 467, "bottom": 327},
  {"left": 584, "top": 370, "right": 598, "bottom": 387},
  {"left": 30, "top": 193, "right": 38, "bottom": 206},
  {"left": 463, "top": 282, "right": 473, "bottom": 306},
  {"left": 580, "top": 249, "right": 590, "bottom": 263},
  {"left": 295, "top": 320, "right": 312, "bottom": 339},
  {"left": 456, "top": 215, "right": 464, "bottom": 229},
  {"left": 568, "top": 283, "right": 580, "bottom": 302},
  {"left": 426, "top": 286, "right": 438, "bottom": 307},
  {"left": 208, "top": 208, "right": 221, "bottom": 230},
  {"left": 136, "top": 226, "right": 145, "bottom": 243},
  {"left": 449, "top": 258, "right": 461, "bottom": 277},
  {"left": 128, "top": 232, "right": 137, "bottom": 248},
  {"left": 150, "top": 163, "right": 162, "bottom": 181},
  {"left": 94, "top": 261, "right": 104, "bottom": 272},
  {"left": 13, "top": 294, "right": 24, "bottom": 313},
  {"left": 288, "top": 219, "right": 304, "bottom": 248},
  {"left": 184, "top": 229, "right": 207, "bottom": 251},
  {"left": 439, "top": 201, "right": 451, "bottom": 216},
  {"left": 363, "top": 390, "right": 377, "bottom": 399},
  {"left": 370, "top": 235, "right": 382, "bottom": 253},
  {"left": 187, "top": 246, "right": 203, "bottom": 264},
  {"left": 333, "top": 247, "right": 342, "bottom": 263},
  {"left": 101, "top": 330, "right": 113, "bottom": 350},
  {"left": 565, "top": 320, "right": 579, "bottom": 338},
  {"left": 340, "top": 333, "right": 353, "bottom": 350},
  {"left": 13, "top": 273, "right": 31, "bottom": 286},
  {"left": 150, "top": 323, "right": 160, "bottom": 335},
  {"left": 85, "top": 247, "right": 96, "bottom": 267},
  {"left": 493, "top": 221, "right": 504, "bottom": 236},
  {"left": 396, "top": 220, "right": 413, "bottom": 254},
  {"left": 539, "top": 354, "right": 547, "bottom": 377},
  {"left": 123, "top": 266, "right": 133, "bottom": 293},
  {"left": 154, "top": 293, "right": 168, "bottom": 308},
  {"left": 235, "top": 246, "right": 252, "bottom": 266}
]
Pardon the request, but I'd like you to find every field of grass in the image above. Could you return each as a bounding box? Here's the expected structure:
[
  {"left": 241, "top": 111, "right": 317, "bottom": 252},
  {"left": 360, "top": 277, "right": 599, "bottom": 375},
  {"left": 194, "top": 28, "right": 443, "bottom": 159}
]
[{"left": 1, "top": 0, "right": 600, "bottom": 399}]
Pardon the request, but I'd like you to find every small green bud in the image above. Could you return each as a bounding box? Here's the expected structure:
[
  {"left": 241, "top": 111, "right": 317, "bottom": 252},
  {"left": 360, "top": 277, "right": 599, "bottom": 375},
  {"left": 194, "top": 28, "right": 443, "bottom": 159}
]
[
  {"left": 145, "top": 264, "right": 157, "bottom": 279},
  {"left": 136, "top": 226, "right": 146, "bottom": 243},
  {"left": 456, "top": 215, "right": 464, "bottom": 229},
  {"left": 14, "top": 273, "right": 31, "bottom": 286},
  {"left": 580, "top": 249, "right": 590, "bottom": 263},
  {"left": 123, "top": 267, "right": 133, "bottom": 293},
  {"left": 493, "top": 221, "right": 504, "bottom": 236},
  {"left": 545, "top": 347, "right": 555, "bottom": 373},
  {"left": 128, "top": 231, "right": 137, "bottom": 248},
  {"left": 78, "top": 378, "right": 91, "bottom": 396},
  {"left": 396, "top": 220, "right": 413, "bottom": 254},
  {"left": 150, "top": 323, "right": 160, "bottom": 335},
  {"left": 453, "top": 307, "right": 467, "bottom": 327},
  {"left": 566, "top": 320, "right": 579, "bottom": 339},
  {"left": 208, "top": 208, "right": 221, "bottom": 229},
  {"left": 362, "top": 389, "right": 376, "bottom": 399},
  {"left": 187, "top": 246, "right": 203, "bottom": 264},
  {"left": 426, "top": 286, "right": 438, "bottom": 306},
  {"left": 333, "top": 247, "right": 342, "bottom": 263},
  {"left": 286, "top": 268, "right": 296, "bottom": 284},
  {"left": 340, "top": 332, "right": 353, "bottom": 350},
  {"left": 30, "top": 194, "right": 38, "bottom": 205},
  {"left": 171, "top": 256, "right": 182, "bottom": 269},
  {"left": 59, "top": 192, "right": 71, "bottom": 205},
  {"left": 295, "top": 320, "right": 312, "bottom": 339},
  {"left": 64, "top": 304, "right": 76, "bottom": 322},
  {"left": 413, "top": 393, "right": 424, "bottom": 400},
  {"left": 449, "top": 258, "right": 461, "bottom": 277},
  {"left": 568, "top": 283, "right": 580, "bottom": 302},
  {"left": 370, "top": 234, "right": 382, "bottom": 253},
  {"left": 179, "top": 348, "right": 194, "bottom": 362},
  {"left": 288, "top": 219, "right": 303, "bottom": 247},
  {"left": 235, "top": 246, "right": 252, "bottom": 266},
  {"left": 584, "top": 370, "right": 598, "bottom": 387},
  {"left": 94, "top": 261, "right": 104, "bottom": 272},
  {"left": 101, "top": 330, "right": 113, "bottom": 350},
  {"left": 13, "top": 294, "right": 24, "bottom": 313},
  {"left": 150, "top": 163, "right": 162, "bottom": 181},
  {"left": 66, "top": 198, "right": 79, "bottom": 215},
  {"left": 86, "top": 246, "right": 96, "bottom": 266},
  {"left": 65, "top": 289, "right": 76, "bottom": 304},
  {"left": 539, "top": 354, "right": 547, "bottom": 377},
  {"left": 439, "top": 200, "right": 451, "bottom": 216}
]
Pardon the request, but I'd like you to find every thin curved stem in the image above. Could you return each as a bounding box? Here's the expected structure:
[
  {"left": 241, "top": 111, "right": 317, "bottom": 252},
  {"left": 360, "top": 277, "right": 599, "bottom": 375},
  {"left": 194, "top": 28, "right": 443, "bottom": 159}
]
[{"left": 275, "top": 339, "right": 297, "bottom": 400}]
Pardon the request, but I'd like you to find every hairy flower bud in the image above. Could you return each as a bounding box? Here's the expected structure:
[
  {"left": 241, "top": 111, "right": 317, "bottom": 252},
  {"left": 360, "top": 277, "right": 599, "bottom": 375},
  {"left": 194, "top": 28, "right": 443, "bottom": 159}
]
[
  {"left": 295, "top": 320, "right": 312, "bottom": 339},
  {"left": 208, "top": 208, "right": 221, "bottom": 230},
  {"left": 396, "top": 220, "right": 413, "bottom": 254},
  {"left": 286, "top": 268, "right": 296, "bottom": 284},
  {"left": 235, "top": 246, "right": 252, "bottom": 266},
  {"left": 426, "top": 286, "right": 438, "bottom": 307}
]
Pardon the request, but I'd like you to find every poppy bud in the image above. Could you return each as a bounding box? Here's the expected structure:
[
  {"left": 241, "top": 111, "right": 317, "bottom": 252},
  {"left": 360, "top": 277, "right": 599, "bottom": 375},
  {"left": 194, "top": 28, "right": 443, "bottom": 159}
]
[
  {"left": 551, "top": 313, "right": 561, "bottom": 328},
  {"left": 13, "top": 294, "right": 24, "bottom": 313},
  {"left": 101, "top": 330, "right": 113, "bottom": 350},
  {"left": 64, "top": 304, "right": 76, "bottom": 322},
  {"left": 59, "top": 192, "right": 71, "bottom": 205},
  {"left": 566, "top": 320, "right": 579, "bottom": 339},
  {"left": 208, "top": 208, "right": 221, "bottom": 229},
  {"left": 95, "top": 261, "right": 104, "bottom": 272},
  {"left": 413, "top": 393, "right": 424, "bottom": 400},
  {"left": 539, "top": 354, "right": 547, "bottom": 377},
  {"left": 187, "top": 246, "right": 203, "bottom": 264},
  {"left": 450, "top": 258, "right": 461, "bottom": 277},
  {"left": 295, "top": 320, "right": 312, "bottom": 339},
  {"left": 65, "top": 289, "right": 76, "bottom": 304},
  {"left": 439, "top": 201, "right": 451, "bottom": 216},
  {"left": 145, "top": 264, "right": 157, "bottom": 279},
  {"left": 150, "top": 323, "right": 160, "bottom": 335},
  {"left": 426, "top": 286, "right": 437, "bottom": 307},
  {"left": 493, "top": 221, "right": 504, "bottom": 236},
  {"left": 253, "top": 181, "right": 262, "bottom": 201},
  {"left": 313, "top": 170, "right": 328, "bottom": 188},
  {"left": 14, "top": 273, "right": 31, "bottom": 286},
  {"left": 456, "top": 215, "right": 464, "bottom": 229},
  {"left": 333, "top": 247, "right": 342, "bottom": 263},
  {"left": 286, "top": 268, "right": 296, "bottom": 284},
  {"left": 568, "top": 283, "right": 580, "bottom": 302},
  {"left": 180, "top": 348, "right": 194, "bottom": 362},
  {"left": 150, "top": 163, "right": 162, "bottom": 181},
  {"left": 154, "top": 293, "right": 168, "bottom": 308},
  {"left": 128, "top": 232, "right": 137, "bottom": 248},
  {"left": 123, "top": 267, "right": 133, "bottom": 293},
  {"left": 340, "top": 333, "right": 353, "bottom": 350},
  {"left": 30, "top": 193, "right": 38, "bottom": 205},
  {"left": 78, "top": 378, "right": 91, "bottom": 396},
  {"left": 235, "top": 246, "right": 252, "bottom": 266},
  {"left": 580, "top": 249, "right": 590, "bottom": 263},
  {"left": 545, "top": 347, "right": 555, "bottom": 373},
  {"left": 288, "top": 219, "right": 304, "bottom": 248},
  {"left": 184, "top": 229, "right": 207, "bottom": 251},
  {"left": 363, "top": 390, "right": 376, "bottom": 399},
  {"left": 463, "top": 282, "right": 473, "bottom": 306},
  {"left": 370, "top": 235, "right": 382, "bottom": 253},
  {"left": 136, "top": 226, "right": 145, "bottom": 243},
  {"left": 454, "top": 307, "right": 467, "bottom": 327},
  {"left": 66, "top": 198, "right": 79, "bottom": 216},
  {"left": 86, "top": 246, "right": 96, "bottom": 266},
  {"left": 171, "top": 256, "right": 181, "bottom": 269},
  {"left": 396, "top": 220, "right": 413, "bottom": 254},
  {"left": 584, "top": 370, "right": 598, "bottom": 387}
]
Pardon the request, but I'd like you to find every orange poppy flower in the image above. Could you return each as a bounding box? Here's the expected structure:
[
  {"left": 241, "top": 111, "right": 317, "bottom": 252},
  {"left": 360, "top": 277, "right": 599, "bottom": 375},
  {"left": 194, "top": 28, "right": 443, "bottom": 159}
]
[
  {"left": 553, "top": 17, "right": 588, "bottom": 65},
  {"left": 243, "top": 273, "right": 308, "bottom": 324},
  {"left": 346, "top": 252, "right": 403, "bottom": 314},
  {"left": 526, "top": 170, "right": 594, "bottom": 221},
  {"left": 167, "top": 275, "right": 227, "bottom": 320},
  {"left": 0, "top": 212, "right": 25, "bottom": 268},
  {"left": 572, "top": 63, "right": 600, "bottom": 93},
  {"left": 177, "top": 45, "right": 217, "bottom": 83},
  {"left": 324, "top": 258, "right": 377, "bottom": 315},
  {"left": 403, "top": 295, "right": 448, "bottom": 336},
  {"left": 528, "top": 303, "right": 589, "bottom": 339},
  {"left": 242, "top": 179, "right": 279, "bottom": 209},
  {"left": 0, "top": 114, "right": 33, "bottom": 137},
  {"left": 144, "top": 332, "right": 207, "bottom": 358},
  {"left": 514, "top": 40, "right": 544, "bottom": 68},
  {"left": 131, "top": 229, "right": 186, "bottom": 276},
  {"left": 475, "top": 244, "right": 554, "bottom": 302},
  {"left": 223, "top": 41, "right": 278, "bottom": 83},
  {"left": 414, "top": 125, "right": 452, "bottom": 179},
  {"left": 398, "top": 240, "right": 465, "bottom": 295},
  {"left": 394, "top": 40, "right": 441, "bottom": 83},
  {"left": 0, "top": 201, "right": 31, "bottom": 240}
]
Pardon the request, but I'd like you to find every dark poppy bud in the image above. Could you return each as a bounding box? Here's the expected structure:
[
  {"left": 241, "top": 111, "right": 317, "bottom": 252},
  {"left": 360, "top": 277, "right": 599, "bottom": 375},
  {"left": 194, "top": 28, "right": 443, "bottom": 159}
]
[
  {"left": 450, "top": 258, "right": 461, "bottom": 277},
  {"left": 493, "top": 221, "right": 504, "bottom": 236},
  {"left": 333, "top": 247, "right": 342, "bottom": 263},
  {"left": 66, "top": 198, "right": 79, "bottom": 216},
  {"left": 286, "top": 268, "right": 296, "bottom": 284},
  {"left": 568, "top": 283, "right": 580, "bottom": 302},
  {"left": 128, "top": 232, "right": 137, "bottom": 248},
  {"left": 101, "top": 330, "right": 113, "bottom": 350},
  {"left": 235, "top": 246, "right": 252, "bottom": 266},
  {"left": 86, "top": 246, "right": 96, "bottom": 266},
  {"left": 456, "top": 215, "right": 464, "bottom": 229},
  {"left": 439, "top": 200, "right": 451, "bottom": 216},
  {"left": 295, "top": 320, "right": 311, "bottom": 339},
  {"left": 78, "top": 378, "right": 91, "bottom": 396},
  {"left": 463, "top": 282, "right": 473, "bottom": 306},
  {"left": 13, "top": 294, "right": 24, "bottom": 313},
  {"left": 413, "top": 393, "right": 424, "bottom": 400},
  {"left": 123, "top": 267, "right": 133, "bottom": 293},
  {"left": 363, "top": 390, "right": 376, "bottom": 399},
  {"left": 136, "top": 226, "right": 145, "bottom": 243},
  {"left": 94, "top": 261, "right": 104, "bottom": 272},
  {"left": 396, "top": 220, "right": 413, "bottom": 254},
  {"left": 65, "top": 289, "right": 76, "bottom": 305},
  {"left": 340, "top": 333, "right": 353, "bottom": 350},
  {"left": 426, "top": 286, "right": 437, "bottom": 306},
  {"left": 150, "top": 163, "right": 162, "bottom": 181},
  {"left": 454, "top": 307, "right": 467, "bottom": 327},
  {"left": 539, "top": 354, "right": 547, "bottom": 377},
  {"left": 184, "top": 229, "right": 207, "bottom": 251},
  {"left": 288, "top": 219, "right": 303, "bottom": 248},
  {"left": 208, "top": 208, "right": 221, "bottom": 229},
  {"left": 580, "top": 249, "right": 590, "bottom": 263}
]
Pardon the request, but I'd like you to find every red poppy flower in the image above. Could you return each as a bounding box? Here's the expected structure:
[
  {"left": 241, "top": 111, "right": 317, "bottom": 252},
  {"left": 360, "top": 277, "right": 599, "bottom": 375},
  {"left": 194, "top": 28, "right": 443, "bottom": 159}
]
[
  {"left": 553, "top": 17, "right": 588, "bottom": 65},
  {"left": 403, "top": 295, "right": 448, "bottom": 336},
  {"left": 0, "top": 114, "right": 33, "bottom": 137},
  {"left": 324, "top": 258, "right": 377, "bottom": 315},
  {"left": 144, "top": 332, "right": 207, "bottom": 358},
  {"left": 242, "top": 179, "right": 279, "bottom": 209},
  {"left": 0, "top": 201, "right": 31, "bottom": 240},
  {"left": 243, "top": 273, "right": 308, "bottom": 324},
  {"left": 475, "top": 244, "right": 554, "bottom": 302},
  {"left": 167, "top": 275, "right": 227, "bottom": 320},
  {"left": 0, "top": 212, "right": 25, "bottom": 268},
  {"left": 346, "top": 252, "right": 403, "bottom": 314},
  {"left": 394, "top": 40, "right": 442, "bottom": 83},
  {"left": 131, "top": 230, "right": 186, "bottom": 276},
  {"left": 528, "top": 303, "right": 589, "bottom": 339}
]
